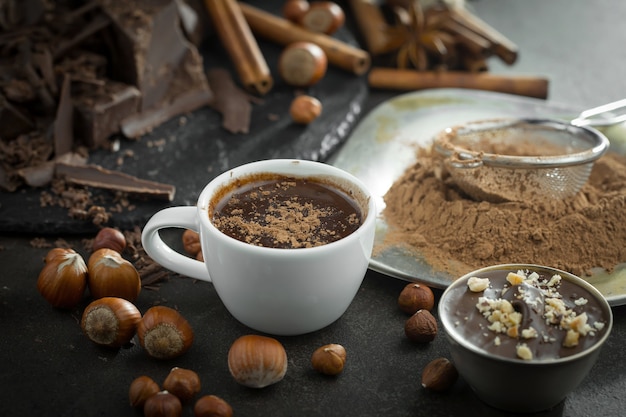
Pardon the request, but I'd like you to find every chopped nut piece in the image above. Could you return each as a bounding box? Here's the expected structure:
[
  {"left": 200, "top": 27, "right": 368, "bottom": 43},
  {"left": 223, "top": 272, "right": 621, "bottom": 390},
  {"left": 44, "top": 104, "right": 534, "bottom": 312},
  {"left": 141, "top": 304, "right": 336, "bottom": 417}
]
[
  {"left": 516, "top": 343, "right": 533, "bottom": 360},
  {"left": 506, "top": 272, "right": 525, "bottom": 286},
  {"left": 467, "top": 276, "right": 490, "bottom": 292},
  {"left": 521, "top": 327, "right": 538, "bottom": 339},
  {"left": 563, "top": 329, "right": 580, "bottom": 347}
]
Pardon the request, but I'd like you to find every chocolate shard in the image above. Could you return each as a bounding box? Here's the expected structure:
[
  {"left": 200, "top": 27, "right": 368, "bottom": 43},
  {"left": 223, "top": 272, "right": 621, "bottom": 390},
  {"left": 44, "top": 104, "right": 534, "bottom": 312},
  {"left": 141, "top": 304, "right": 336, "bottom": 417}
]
[
  {"left": 100, "top": 0, "right": 194, "bottom": 111},
  {"left": 54, "top": 74, "right": 74, "bottom": 157},
  {"left": 121, "top": 87, "right": 211, "bottom": 138},
  {"left": 207, "top": 68, "right": 260, "bottom": 134},
  {"left": 73, "top": 79, "right": 141, "bottom": 148},
  {"left": 55, "top": 162, "right": 176, "bottom": 201}
]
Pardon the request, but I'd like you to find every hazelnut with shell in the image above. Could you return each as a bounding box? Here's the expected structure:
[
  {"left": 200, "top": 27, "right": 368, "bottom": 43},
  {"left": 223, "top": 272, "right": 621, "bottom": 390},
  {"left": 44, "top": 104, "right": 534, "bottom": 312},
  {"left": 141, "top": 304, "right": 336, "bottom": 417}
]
[
  {"left": 129, "top": 375, "right": 160, "bottom": 408},
  {"left": 182, "top": 229, "right": 201, "bottom": 257},
  {"left": 81, "top": 297, "right": 141, "bottom": 348},
  {"left": 398, "top": 282, "right": 435, "bottom": 314},
  {"left": 405, "top": 309, "right": 438, "bottom": 343},
  {"left": 37, "top": 247, "right": 87, "bottom": 309},
  {"left": 227, "top": 334, "right": 288, "bottom": 388},
  {"left": 421, "top": 357, "right": 458, "bottom": 391},
  {"left": 194, "top": 395, "right": 233, "bottom": 417},
  {"left": 300, "top": 1, "right": 345, "bottom": 34},
  {"left": 279, "top": 42, "right": 327, "bottom": 87},
  {"left": 87, "top": 248, "right": 141, "bottom": 302},
  {"left": 311, "top": 343, "right": 347, "bottom": 375},
  {"left": 92, "top": 227, "right": 127, "bottom": 253},
  {"left": 137, "top": 306, "right": 194, "bottom": 359},
  {"left": 282, "top": 0, "right": 309, "bottom": 23},
  {"left": 289, "top": 95, "right": 322, "bottom": 124},
  {"left": 162, "top": 367, "right": 201, "bottom": 403},
  {"left": 143, "top": 390, "right": 182, "bottom": 417}
]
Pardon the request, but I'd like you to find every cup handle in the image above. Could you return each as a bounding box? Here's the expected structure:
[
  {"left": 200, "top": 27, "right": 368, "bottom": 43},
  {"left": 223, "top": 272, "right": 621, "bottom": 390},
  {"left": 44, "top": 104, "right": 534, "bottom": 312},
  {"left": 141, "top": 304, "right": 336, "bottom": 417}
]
[{"left": 141, "top": 206, "right": 212, "bottom": 282}]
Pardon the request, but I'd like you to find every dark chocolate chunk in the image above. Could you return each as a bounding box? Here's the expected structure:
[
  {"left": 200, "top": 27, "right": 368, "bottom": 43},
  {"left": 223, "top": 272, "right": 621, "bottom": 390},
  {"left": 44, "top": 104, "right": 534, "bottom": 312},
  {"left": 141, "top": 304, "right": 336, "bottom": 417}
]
[{"left": 55, "top": 162, "right": 176, "bottom": 201}]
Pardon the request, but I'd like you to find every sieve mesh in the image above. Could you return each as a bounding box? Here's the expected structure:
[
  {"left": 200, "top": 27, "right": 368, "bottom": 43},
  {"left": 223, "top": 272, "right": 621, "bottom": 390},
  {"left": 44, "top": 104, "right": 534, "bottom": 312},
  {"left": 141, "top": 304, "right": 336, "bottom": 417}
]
[{"left": 434, "top": 119, "right": 609, "bottom": 203}]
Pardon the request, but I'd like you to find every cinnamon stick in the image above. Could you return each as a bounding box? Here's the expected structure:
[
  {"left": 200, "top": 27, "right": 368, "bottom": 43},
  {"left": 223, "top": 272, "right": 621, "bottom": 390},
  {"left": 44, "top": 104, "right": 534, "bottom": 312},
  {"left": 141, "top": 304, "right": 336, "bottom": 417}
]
[
  {"left": 348, "top": 0, "right": 396, "bottom": 55},
  {"left": 368, "top": 67, "right": 549, "bottom": 99},
  {"left": 448, "top": 6, "right": 518, "bottom": 65},
  {"left": 204, "top": 0, "right": 273, "bottom": 95},
  {"left": 239, "top": 2, "right": 371, "bottom": 75}
]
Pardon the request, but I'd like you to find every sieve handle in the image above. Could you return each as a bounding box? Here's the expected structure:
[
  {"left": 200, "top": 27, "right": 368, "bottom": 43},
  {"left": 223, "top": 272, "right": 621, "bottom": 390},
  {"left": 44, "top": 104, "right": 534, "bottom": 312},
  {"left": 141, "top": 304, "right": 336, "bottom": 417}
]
[{"left": 571, "top": 98, "right": 626, "bottom": 127}]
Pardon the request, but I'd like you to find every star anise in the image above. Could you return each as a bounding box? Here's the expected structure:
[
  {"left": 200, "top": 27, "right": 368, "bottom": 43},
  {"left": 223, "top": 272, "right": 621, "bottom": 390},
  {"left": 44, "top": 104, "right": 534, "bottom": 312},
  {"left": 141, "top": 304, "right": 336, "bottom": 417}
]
[{"left": 386, "top": 1, "right": 458, "bottom": 70}]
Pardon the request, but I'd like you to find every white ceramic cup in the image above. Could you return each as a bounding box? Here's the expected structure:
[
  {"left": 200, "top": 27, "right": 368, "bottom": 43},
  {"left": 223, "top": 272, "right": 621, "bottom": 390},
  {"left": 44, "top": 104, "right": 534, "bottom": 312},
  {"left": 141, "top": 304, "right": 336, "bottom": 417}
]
[{"left": 141, "top": 159, "right": 376, "bottom": 335}]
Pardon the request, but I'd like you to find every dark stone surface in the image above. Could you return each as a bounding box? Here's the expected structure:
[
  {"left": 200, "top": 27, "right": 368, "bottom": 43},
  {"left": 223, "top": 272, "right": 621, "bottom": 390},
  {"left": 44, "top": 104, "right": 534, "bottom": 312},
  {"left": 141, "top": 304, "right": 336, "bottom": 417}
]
[{"left": 1, "top": 1, "right": 625, "bottom": 416}]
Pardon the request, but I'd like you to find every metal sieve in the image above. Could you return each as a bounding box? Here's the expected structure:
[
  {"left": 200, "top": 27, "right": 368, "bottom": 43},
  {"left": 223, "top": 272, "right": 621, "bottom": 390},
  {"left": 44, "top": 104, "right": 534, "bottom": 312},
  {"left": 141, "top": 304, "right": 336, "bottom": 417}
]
[{"left": 433, "top": 118, "right": 610, "bottom": 203}]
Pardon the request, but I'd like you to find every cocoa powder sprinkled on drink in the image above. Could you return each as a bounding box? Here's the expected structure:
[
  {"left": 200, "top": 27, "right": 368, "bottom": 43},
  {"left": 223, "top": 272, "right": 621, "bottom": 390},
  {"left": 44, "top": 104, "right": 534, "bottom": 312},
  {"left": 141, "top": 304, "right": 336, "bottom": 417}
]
[
  {"left": 381, "top": 148, "right": 626, "bottom": 278},
  {"left": 212, "top": 177, "right": 362, "bottom": 249}
]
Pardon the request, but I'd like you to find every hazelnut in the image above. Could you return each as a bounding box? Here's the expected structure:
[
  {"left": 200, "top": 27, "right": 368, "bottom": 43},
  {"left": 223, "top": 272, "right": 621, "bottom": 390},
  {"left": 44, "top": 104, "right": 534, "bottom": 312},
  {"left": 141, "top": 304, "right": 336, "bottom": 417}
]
[
  {"left": 289, "top": 95, "right": 322, "bottom": 124},
  {"left": 81, "top": 297, "right": 141, "bottom": 348},
  {"left": 137, "top": 306, "right": 194, "bottom": 359},
  {"left": 182, "top": 229, "right": 201, "bottom": 257},
  {"left": 194, "top": 395, "right": 233, "bottom": 417},
  {"left": 129, "top": 375, "right": 160, "bottom": 408},
  {"left": 143, "top": 390, "right": 182, "bottom": 417},
  {"left": 398, "top": 283, "right": 435, "bottom": 314},
  {"left": 421, "top": 357, "right": 458, "bottom": 391},
  {"left": 162, "top": 367, "right": 201, "bottom": 403},
  {"left": 92, "top": 227, "right": 126, "bottom": 253},
  {"left": 300, "top": 1, "right": 345, "bottom": 35},
  {"left": 279, "top": 42, "right": 327, "bottom": 87},
  {"left": 404, "top": 309, "right": 438, "bottom": 343},
  {"left": 311, "top": 343, "right": 346, "bottom": 376},
  {"left": 227, "top": 334, "right": 288, "bottom": 388},
  {"left": 282, "top": 0, "right": 309, "bottom": 23},
  {"left": 87, "top": 248, "right": 142, "bottom": 302},
  {"left": 37, "top": 247, "right": 87, "bottom": 309}
]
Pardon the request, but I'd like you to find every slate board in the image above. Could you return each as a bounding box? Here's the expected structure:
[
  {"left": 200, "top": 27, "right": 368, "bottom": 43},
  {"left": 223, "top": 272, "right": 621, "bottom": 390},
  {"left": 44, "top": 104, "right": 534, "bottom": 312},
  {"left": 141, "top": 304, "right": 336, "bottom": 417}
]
[{"left": 0, "top": 4, "right": 368, "bottom": 235}]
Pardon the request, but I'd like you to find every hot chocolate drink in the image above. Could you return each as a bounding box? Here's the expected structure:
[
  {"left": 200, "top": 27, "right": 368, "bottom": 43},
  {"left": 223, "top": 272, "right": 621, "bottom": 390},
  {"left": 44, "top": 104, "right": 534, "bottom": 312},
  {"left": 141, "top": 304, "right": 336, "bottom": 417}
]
[{"left": 210, "top": 174, "right": 363, "bottom": 249}]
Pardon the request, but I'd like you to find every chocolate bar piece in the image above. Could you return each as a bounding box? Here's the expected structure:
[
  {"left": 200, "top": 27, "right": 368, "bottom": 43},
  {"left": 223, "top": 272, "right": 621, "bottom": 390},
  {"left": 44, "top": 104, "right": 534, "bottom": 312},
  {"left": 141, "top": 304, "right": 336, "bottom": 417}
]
[
  {"left": 55, "top": 162, "right": 176, "bottom": 201},
  {"left": 73, "top": 79, "right": 141, "bottom": 148}
]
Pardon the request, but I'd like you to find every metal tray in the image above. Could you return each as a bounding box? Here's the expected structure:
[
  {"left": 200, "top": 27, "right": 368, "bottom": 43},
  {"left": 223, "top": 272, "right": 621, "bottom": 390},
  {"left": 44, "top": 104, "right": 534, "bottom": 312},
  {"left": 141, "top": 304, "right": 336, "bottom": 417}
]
[{"left": 329, "top": 89, "right": 626, "bottom": 306}]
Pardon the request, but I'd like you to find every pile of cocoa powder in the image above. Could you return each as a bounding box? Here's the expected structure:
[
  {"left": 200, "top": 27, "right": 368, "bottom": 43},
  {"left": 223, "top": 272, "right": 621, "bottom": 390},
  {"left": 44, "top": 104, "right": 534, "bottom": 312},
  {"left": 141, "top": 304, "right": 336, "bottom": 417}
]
[{"left": 382, "top": 148, "right": 626, "bottom": 278}]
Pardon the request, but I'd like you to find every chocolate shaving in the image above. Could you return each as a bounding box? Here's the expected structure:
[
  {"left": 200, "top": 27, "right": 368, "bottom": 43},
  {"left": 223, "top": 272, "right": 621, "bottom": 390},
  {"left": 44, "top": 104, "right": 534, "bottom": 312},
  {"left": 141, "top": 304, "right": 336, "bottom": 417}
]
[
  {"left": 124, "top": 226, "right": 172, "bottom": 288},
  {"left": 55, "top": 162, "right": 176, "bottom": 201},
  {"left": 121, "top": 88, "right": 212, "bottom": 139},
  {"left": 207, "top": 68, "right": 260, "bottom": 134}
]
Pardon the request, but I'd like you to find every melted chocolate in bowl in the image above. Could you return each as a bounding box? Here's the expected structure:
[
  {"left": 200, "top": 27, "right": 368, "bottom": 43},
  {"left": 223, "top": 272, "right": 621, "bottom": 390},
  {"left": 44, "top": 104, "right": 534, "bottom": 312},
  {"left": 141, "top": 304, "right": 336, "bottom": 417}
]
[
  {"left": 210, "top": 174, "right": 363, "bottom": 249},
  {"left": 441, "top": 267, "right": 610, "bottom": 361}
]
